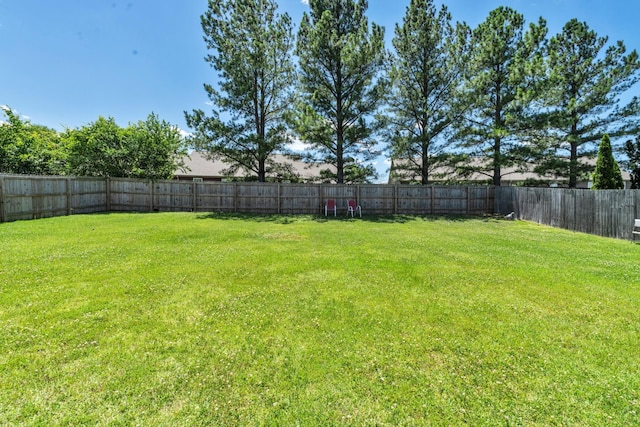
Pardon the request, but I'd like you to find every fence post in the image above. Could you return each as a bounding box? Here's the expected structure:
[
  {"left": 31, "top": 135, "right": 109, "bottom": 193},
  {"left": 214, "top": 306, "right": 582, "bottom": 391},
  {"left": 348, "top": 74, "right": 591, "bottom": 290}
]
[
  {"left": 430, "top": 185, "right": 435, "bottom": 215},
  {"left": 394, "top": 185, "right": 398, "bottom": 215},
  {"left": 66, "top": 177, "right": 72, "bottom": 216},
  {"left": 234, "top": 182, "right": 238, "bottom": 212},
  {"left": 574, "top": 189, "right": 578, "bottom": 233},
  {"left": 106, "top": 178, "right": 111, "bottom": 212},
  {"left": 466, "top": 186, "right": 470, "bottom": 215},
  {"left": 487, "top": 186, "right": 491, "bottom": 215},
  {"left": 192, "top": 182, "right": 197, "bottom": 212},
  {"left": 492, "top": 186, "right": 496, "bottom": 215},
  {"left": 34, "top": 178, "right": 42, "bottom": 219},
  {"left": 0, "top": 175, "right": 5, "bottom": 223},
  {"left": 277, "top": 183, "right": 281, "bottom": 215},
  {"left": 149, "top": 180, "right": 154, "bottom": 212}
]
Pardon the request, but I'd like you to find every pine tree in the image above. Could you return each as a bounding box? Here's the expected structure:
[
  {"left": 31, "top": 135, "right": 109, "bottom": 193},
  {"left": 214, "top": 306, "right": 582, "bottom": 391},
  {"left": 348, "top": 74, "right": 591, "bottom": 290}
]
[
  {"left": 539, "top": 19, "right": 640, "bottom": 188},
  {"left": 455, "top": 7, "right": 547, "bottom": 186},
  {"left": 185, "top": 0, "right": 296, "bottom": 182},
  {"left": 385, "top": 0, "right": 469, "bottom": 184},
  {"left": 294, "top": 0, "right": 388, "bottom": 184},
  {"left": 592, "top": 134, "right": 624, "bottom": 189}
]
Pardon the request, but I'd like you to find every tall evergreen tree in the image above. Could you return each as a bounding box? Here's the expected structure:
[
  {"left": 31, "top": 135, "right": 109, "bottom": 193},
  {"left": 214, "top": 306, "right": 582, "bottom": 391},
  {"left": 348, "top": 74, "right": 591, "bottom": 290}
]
[
  {"left": 294, "top": 0, "right": 388, "bottom": 184},
  {"left": 455, "top": 7, "right": 547, "bottom": 186},
  {"left": 624, "top": 136, "right": 640, "bottom": 189},
  {"left": 538, "top": 19, "right": 640, "bottom": 188},
  {"left": 185, "top": 0, "right": 296, "bottom": 182},
  {"left": 592, "top": 134, "right": 624, "bottom": 189},
  {"left": 385, "top": 0, "right": 469, "bottom": 184}
]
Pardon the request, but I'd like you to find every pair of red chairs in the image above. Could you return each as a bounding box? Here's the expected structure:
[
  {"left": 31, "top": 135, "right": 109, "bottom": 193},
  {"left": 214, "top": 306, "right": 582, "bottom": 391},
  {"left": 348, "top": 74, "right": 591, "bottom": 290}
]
[{"left": 324, "top": 199, "right": 361, "bottom": 217}]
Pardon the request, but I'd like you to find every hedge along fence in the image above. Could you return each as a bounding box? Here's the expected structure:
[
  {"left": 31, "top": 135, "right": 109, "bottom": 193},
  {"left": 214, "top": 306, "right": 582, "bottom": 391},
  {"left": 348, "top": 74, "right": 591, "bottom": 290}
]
[
  {"left": 495, "top": 186, "right": 640, "bottom": 240},
  {"left": 0, "top": 174, "right": 495, "bottom": 222}
]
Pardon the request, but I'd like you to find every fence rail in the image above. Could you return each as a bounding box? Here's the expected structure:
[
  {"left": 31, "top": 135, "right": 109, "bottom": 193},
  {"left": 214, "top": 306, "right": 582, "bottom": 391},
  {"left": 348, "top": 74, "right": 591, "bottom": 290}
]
[
  {"left": 0, "top": 174, "right": 495, "bottom": 222},
  {"left": 495, "top": 186, "right": 640, "bottom": 240}
]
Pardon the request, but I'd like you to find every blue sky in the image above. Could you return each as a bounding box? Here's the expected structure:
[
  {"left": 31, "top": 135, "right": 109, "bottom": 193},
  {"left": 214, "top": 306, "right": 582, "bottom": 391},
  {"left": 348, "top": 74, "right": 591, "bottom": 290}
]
[{"left": 1, "top": 1, "right": 639, "bottom": 181}]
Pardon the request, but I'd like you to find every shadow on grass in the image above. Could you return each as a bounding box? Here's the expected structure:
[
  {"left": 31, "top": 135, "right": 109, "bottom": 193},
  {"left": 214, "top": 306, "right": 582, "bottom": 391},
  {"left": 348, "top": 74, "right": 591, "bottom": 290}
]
[{"left": 195, "top": 212, "right": 497, "bottom": 224}]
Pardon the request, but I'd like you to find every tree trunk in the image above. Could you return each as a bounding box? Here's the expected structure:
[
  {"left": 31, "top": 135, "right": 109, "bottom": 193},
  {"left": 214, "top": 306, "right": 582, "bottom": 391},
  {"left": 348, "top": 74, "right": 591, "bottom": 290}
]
[
  {"left": 569, "top": 142, "right": 578, "bottom": 188},
  {"left": 568, "top": 119, "right": 579, "bottom": 188},
  {"left": 258, "top": 159, "right": 266, "bottom": 182},
  {"left": 493, "top": 82, "right": 502, "bottom": 186},
  {"left": 336, "top": 62, "right": 344, "bottom": 184},
  {"left": 493, "top": 136, "right": 501, "bottom": 186},
  {"left": 421, "top": 140, "right": 429, "bottom": 185},
  {"left": 336, "top": 135, "right": 344, "bottom": 184}
]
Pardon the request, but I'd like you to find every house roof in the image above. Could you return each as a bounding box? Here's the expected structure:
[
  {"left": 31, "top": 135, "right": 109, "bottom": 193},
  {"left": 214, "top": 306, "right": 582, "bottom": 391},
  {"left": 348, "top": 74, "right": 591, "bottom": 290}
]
[
  {"left": 175, "top": 151, "right": 335, "bottom": 182},
  {"left": 389, "top": 157, "right": 632, "bottom": 188}
]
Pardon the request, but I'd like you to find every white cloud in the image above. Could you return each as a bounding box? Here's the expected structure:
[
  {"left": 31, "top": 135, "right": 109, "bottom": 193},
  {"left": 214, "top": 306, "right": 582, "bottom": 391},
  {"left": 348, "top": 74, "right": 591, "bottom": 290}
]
[
  {"left": 0, "top": 105, "right": 28, "bottom": 120},
  {"left": 178, "top": 128, "right": 192, "bottom": 138},
  {"left": 0, "top": 106, "right": 29, "bottom": 122},
  {"left": 287, "top": 136, "right": 312, "bottom": 152},
  {"left": 301, "top": 0, "right": 309, "bottom": 5}
]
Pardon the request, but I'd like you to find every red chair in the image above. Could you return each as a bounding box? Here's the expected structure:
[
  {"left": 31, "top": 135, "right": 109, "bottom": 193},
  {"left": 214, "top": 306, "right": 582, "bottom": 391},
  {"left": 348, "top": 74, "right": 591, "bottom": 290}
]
[
  {"left": 347, "top": 199, "right": 361, "bottom": 217},
  {"left": 325, "top": 199, "right": 336, "bottom": 216}
]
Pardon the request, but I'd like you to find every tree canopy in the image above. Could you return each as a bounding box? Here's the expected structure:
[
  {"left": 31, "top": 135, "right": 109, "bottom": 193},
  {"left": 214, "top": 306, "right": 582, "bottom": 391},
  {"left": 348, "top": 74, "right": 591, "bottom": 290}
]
[
  {"left": 1, "top": 107, "right": 186, "bottom": 179},
  {"left": 64, "top": 114, "right": 186, "bottom": 179},
  {"left": 537, "top": 19, "right": 640, "bottom": 187},
  {"left": 0, "top": 107, "right": 67, "bottom": 175},
  {"left": 592, "top": 134, "right": 624, "bottom": 189},
  {"left": 385, "top": 0, "right": 470, "bottom": 185},
  {"left": 454, "top": 7, "right": 548, "bottom": 186},
  {"left": 293, "top": 0, "right": 388, "bottom": 184},
  {"left": 6, "top": 2, "right": 640, "bottom": 188},
  {"left": 185, "top": 0, "right": 296, "bottom": 182}
]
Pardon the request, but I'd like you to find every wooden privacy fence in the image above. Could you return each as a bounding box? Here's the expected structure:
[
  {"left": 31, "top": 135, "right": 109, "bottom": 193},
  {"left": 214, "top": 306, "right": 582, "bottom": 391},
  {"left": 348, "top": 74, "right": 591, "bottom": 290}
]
[
  {"left": 0, "top": 174, "right": 495, "bottom": 222},
  {"left": 496, "top": 186, "right": 640, "bottom": 240},
  {"left": 0, "top": 175, "right": 108, "bottom": 222}
]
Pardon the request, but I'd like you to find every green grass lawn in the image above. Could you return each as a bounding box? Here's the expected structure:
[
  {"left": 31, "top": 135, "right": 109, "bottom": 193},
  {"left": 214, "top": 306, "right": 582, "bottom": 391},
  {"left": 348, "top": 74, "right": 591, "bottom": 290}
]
[{"left": 1, "top": 212, "right": 640, "bottom": 426}]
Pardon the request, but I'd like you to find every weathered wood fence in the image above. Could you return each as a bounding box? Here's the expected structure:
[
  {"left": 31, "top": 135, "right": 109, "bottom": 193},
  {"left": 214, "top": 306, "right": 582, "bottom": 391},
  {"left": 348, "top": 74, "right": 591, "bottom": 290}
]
[
  {"left": 0, "top": 174, "right": 495, "bottom": 222},
  {"left": 495, "top": 186, "right": 640, "bottom": 240},
  {"left": 3, "top": 175, "right": 639, "bottom": 240}
]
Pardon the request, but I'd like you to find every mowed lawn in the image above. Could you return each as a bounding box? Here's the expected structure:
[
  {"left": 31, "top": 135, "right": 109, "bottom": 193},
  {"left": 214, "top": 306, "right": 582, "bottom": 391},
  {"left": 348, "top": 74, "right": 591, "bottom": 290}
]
[{"left": 1, "top": 212, "right": 640, "bottom": 426}]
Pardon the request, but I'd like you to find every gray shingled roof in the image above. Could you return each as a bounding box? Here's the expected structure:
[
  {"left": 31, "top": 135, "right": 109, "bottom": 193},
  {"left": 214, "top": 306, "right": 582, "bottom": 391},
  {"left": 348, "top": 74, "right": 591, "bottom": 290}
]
[
  {"left": 389, "top": 157, "right": 632, "bottom": 188},
  {"left": 175, "top": 151, "right": 334, "bottom": 181}
]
